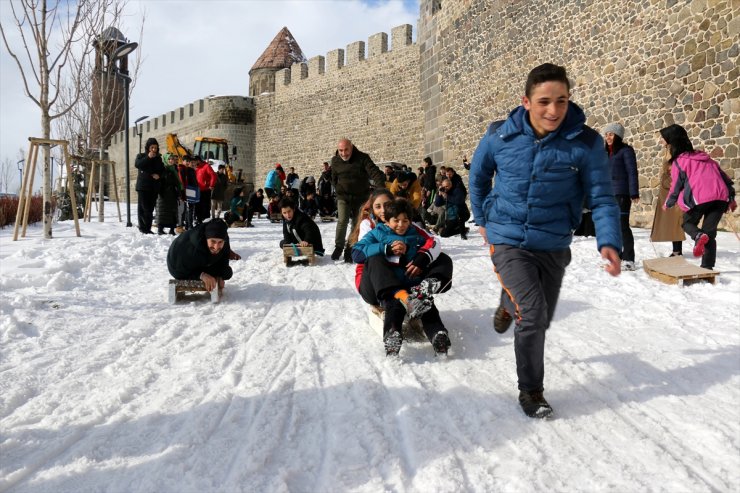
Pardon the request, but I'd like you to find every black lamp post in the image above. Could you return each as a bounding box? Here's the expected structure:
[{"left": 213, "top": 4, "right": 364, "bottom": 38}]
[
  {"left": 112, "top": 41, "right": 138, "bottom": 228},
  {"left": 134, "top": 115, "right": 149, "bottom": 154}
]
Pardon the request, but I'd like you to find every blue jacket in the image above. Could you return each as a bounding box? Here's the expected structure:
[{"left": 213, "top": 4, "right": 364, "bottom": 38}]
[
  {"left": 264, "top": 169, "right": 281, "bottom": 191},
  {"left": 352, "top": 222, "right": 439, "bottom": 283},
  {"left": 469, "top": 102, "right": 621, "bottom": 252},
  {"left": 609, "top": 144, "right": 639, "bottom": 198}
]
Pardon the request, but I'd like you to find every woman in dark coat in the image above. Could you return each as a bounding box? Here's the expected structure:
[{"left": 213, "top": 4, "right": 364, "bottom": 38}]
[
  {"left": 135, "top": 137, "right": 165, "bottom": 233},
  {"left": 157, "top": 153, "right": 183, "bottom": 235}
]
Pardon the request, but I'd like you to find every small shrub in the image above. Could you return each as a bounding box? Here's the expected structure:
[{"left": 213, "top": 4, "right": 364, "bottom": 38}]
[{"left": 0, "top": 195, "right": 45, "bottom": 229}]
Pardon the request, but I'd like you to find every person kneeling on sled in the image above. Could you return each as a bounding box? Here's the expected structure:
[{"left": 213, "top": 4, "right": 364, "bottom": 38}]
[
  {"left": 278, "top": 197, "right": 325, "bottom": 256},
  {"left": 167, "top": 219, "right": 234, "bottom": 292},
  {"left": 352, "top": 197, "right": 453, "bottom": 356},
  {"left": 225, "top": 187, "right": 251, "bottom": 227}
]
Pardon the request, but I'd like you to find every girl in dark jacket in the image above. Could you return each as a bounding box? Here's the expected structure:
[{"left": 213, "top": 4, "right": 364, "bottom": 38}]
[
  {"left": 278, "top": 197, "right": 324, "bottom": 255},
  {"left": 603, "top": 123, "right": 639, "bottom": 270}
]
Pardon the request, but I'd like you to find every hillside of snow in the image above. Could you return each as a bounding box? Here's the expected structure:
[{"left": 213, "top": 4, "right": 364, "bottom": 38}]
[{"left": 1, "top": 210, "right": 739, "bottom": 493}]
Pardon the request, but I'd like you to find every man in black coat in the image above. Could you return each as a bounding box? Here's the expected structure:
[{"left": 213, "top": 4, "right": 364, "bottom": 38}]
[
  {"left": 330, "top": 138, "right": 386, "bottom": 262},
  {"left": 278, "top": 197, "right": 324, "bottom": 256},
  {"left": 167, "top": 219, "right": 233, "bottom": 292},
  {"left": 135, "top": 137, "right": 165, "bottom": 234}
]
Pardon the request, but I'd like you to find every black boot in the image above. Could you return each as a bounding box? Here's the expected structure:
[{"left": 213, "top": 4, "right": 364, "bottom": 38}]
[{"left": 519, "top": 390, "right": 553, "bottom": 419}]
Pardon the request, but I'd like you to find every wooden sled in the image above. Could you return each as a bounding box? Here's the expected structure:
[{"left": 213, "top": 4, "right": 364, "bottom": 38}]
[
  {"left": 270, "top": 213, "right": 282, "bottom": 223},
  {"left": 168, "top": 279, "right": 223, "bottom": 303},
  {"left": 283, "top": 245, "right": 316, "bottom": 266},
  {"left": 643, "top": 256, "right": 719, "bottom": 286},
  {"left": 229, "top": 220, "right": 245, "bottom": 228},
  {"left": 320, "top": 216, "right": 336, "bottom": 222},
  {"left": 368, "top": 305, "right": 427, "bottom": 342}
]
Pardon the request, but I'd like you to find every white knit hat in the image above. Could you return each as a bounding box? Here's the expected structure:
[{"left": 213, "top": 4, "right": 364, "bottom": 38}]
[{"left": 603, "top": 123, "right": 625, "bottom": 139}]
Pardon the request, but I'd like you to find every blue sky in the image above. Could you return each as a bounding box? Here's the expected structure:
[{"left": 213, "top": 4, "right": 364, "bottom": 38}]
[{"left": 0, "top": 0, "right": 420, "bottom": 192}]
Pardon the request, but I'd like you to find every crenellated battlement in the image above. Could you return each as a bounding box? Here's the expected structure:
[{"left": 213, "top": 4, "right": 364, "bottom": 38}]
[{"left": 270, "top": 24, "right": 414, "bottom": 96}]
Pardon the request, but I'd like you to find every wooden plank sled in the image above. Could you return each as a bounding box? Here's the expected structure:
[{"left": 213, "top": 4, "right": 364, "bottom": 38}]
[
  {"left": 270, "top": 213, "right": 282, "bottom": 223},
  {"left": 168, "top": 279, "right": 223, "bottom": 303},
  {"left": 228, "top": 220, "right": 245, "bottom": 228},
  {"left": 368, "top": 305, "right": 427, "bottom": 342},
  {"left": 643, "top": 256, "right": 719, "bottom": 286},
  {"left": 283, "top": 245, "right": 316, "bottom": 266}
]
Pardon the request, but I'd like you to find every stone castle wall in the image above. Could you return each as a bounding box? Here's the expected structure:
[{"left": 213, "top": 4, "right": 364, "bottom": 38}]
[
  {"left": 253, "top": 24, "right": 424, "bottom": 185},
  {"left": 107, "top": 96, "right": 256, "bottom": 200},
  {"left": 427, "top": 0, "right": 738, "bottom": 227}
]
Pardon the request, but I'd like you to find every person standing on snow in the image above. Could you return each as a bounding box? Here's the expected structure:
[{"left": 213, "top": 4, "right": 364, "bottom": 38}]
[
  {"left": 469, "top": 63, "right": 621, "bottom": 419},
  {"left": 330, "top": 138, "right": 387, "bottom": 262},
  {"left": 661, "top": 123, "right": 736, "bottom": 270},
  {"left": 134, "top": 137, "right": 165, "bottom": 234},
  {"left": 603, "top": 122, "right": 640, "bottom": 271}
]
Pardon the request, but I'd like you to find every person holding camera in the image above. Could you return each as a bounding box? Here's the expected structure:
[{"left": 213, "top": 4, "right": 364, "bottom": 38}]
[{"left": 434, "top": 177, "right": 470, "bottom": 239}]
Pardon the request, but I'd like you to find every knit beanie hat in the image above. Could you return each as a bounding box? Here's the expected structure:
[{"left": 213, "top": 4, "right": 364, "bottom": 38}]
[
  {"left": 603, "top": 123, "right": 625, "bottom": 139},
  {"left": 145, "top": 137, "right": 159, "bottom": 149},
  {"left": 204, "top": 219, "right": 228, "bottom": 240}
]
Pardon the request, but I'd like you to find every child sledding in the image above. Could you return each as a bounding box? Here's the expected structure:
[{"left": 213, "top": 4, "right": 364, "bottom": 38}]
[{"left": 350, "top": 193, "right": 453, "bottom": 356}]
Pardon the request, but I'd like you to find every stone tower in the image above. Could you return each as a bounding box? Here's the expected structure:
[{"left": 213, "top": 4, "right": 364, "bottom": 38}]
[
  {"left": 249, "top": 27, "right": 307, "bottom": 96},
  {"left": 89, "top": 27, "right": 132, "bottom": 152}
]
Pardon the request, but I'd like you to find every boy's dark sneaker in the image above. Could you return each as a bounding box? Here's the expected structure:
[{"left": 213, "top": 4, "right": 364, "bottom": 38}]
[
  {"left": 518, "top": 390, "right": 553, "bottom": 419},
  {"left": 432, "top": 330, "right": 451, "bottom": 355},
  {"left": 385, "top": 330, "right": 402, "bottom": 356},
  {"left": 493, "top": 305, "right": 513, "bottom": 334},
  {"left": 343, "top": 246, "right": 353, "bottom": 263},
  {"left": 693, "top": 233, "right": 709, "bottom": 257},
  {"left": 331, "top": 247, "right": 342, "bottom": 261}
]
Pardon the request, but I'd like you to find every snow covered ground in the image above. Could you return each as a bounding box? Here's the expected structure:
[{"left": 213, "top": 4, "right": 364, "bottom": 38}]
[{"left": 1, "top": 207, "right": 739, "bottom": 493}]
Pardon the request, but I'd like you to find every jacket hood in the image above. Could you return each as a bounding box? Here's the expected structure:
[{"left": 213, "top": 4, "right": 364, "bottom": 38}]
[
  {"left": 677, "top": 150, "right": 713, "bottom": 165},
  {"left": 500, "top": 101, "right": 587, "bottom": 141},
  {"left": 145, "top": 137, "right": 159, "bottom": 149}
]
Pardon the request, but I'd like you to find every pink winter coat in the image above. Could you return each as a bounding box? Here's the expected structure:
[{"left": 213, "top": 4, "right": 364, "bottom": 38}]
[{"left": 665, "top": 151, "right": 734, "bottom": 212}]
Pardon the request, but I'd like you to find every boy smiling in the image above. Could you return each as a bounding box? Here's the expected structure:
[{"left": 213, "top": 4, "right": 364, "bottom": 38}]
[{"left": 469, "top": 63, "right": 622, "bottom": 418}]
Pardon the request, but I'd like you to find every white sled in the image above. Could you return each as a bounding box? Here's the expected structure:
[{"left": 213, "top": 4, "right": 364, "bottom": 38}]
[{"left": 368, "top": 305, "right": 427, "bottom": 342}]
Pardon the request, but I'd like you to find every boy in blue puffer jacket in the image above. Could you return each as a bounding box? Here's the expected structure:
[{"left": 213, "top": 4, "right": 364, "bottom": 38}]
[{"left": 469, "top": 63, "right": 622, "bottom": 419}]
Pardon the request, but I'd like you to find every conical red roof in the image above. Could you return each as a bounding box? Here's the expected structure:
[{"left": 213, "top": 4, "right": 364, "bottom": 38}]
[{"left": 250, "top": 27, "right": 307, "bottom": 71}]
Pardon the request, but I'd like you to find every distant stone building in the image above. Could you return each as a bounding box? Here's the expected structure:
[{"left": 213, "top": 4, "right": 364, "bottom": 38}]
[{"left": 108, "top": 0, "right": 738, "bottom": 229}]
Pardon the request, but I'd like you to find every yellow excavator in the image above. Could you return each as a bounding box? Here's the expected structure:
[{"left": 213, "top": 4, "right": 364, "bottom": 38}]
[{"left": 166, "top": 133, "right": 235, "bottom": 171}]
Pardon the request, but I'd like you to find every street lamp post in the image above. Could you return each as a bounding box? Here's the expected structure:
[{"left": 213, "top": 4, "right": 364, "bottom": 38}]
[
  {"left": 112, "top": 41, "right": 138, "bottom": 228},
  {"left": 134, "top": 115, "right": 149, "bottom": 154},
  {"left": 17, "top": 160, "right": 24, "bottom": 190}
]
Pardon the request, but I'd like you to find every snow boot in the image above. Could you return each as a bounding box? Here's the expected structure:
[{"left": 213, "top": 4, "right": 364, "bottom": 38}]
[
  {"left": 343, "top": 246, "right": 353, "bottom": 263},
  {"left": 432, "top": 330, "right": 451, "bottom": 355},
  {"left": 384, "top": 330, "right": 402, "bottom": 356},
  {"left": 693, "top": 233, "right": 709, "bottom": 257},
  {"left": 493, "top": 305, "right": 513, "bottom": 334},
  {"left": 331, "top": 246, "right": 342, "bottom": 261},
  {"left": 518, "top": 390, "right": 553, "bottom": 419},
  {"left": 401, "top": 291, "right": 434, "bottom": 319}
]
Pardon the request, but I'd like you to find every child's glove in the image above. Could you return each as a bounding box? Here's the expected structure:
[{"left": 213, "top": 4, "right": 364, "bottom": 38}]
[{"left": 411, "top": 252, "right": 431, "bottom": 269}]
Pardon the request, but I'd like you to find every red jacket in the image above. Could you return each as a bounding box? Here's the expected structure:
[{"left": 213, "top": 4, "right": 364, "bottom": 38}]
[{"left": 195, "top": 162, "right": 217, "bottom": 191}]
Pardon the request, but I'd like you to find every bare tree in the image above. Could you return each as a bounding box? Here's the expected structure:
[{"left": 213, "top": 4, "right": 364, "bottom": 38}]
[
  {"left": 0, "top": 157, "right": 16, "bottom": 194},
  {"left": 53, "top": 0, "right": 143, "bottom": 221},
  {"left": 0, "top": 0, "right": 116, "bottom": 237}
]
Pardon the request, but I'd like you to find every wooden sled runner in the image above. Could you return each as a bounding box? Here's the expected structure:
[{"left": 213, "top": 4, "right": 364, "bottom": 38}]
[
  {"left": 643, "top": 256, "right": 719, "bottom": 286},
  {"left": 368, "top": 305, "right": 427, "bottom": 342},
  {"left": 283, "top": 245, "right": 316, "bottom": 266},
  {"left": 168, "top": 279, "right": 223, "bottom": 303}
]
